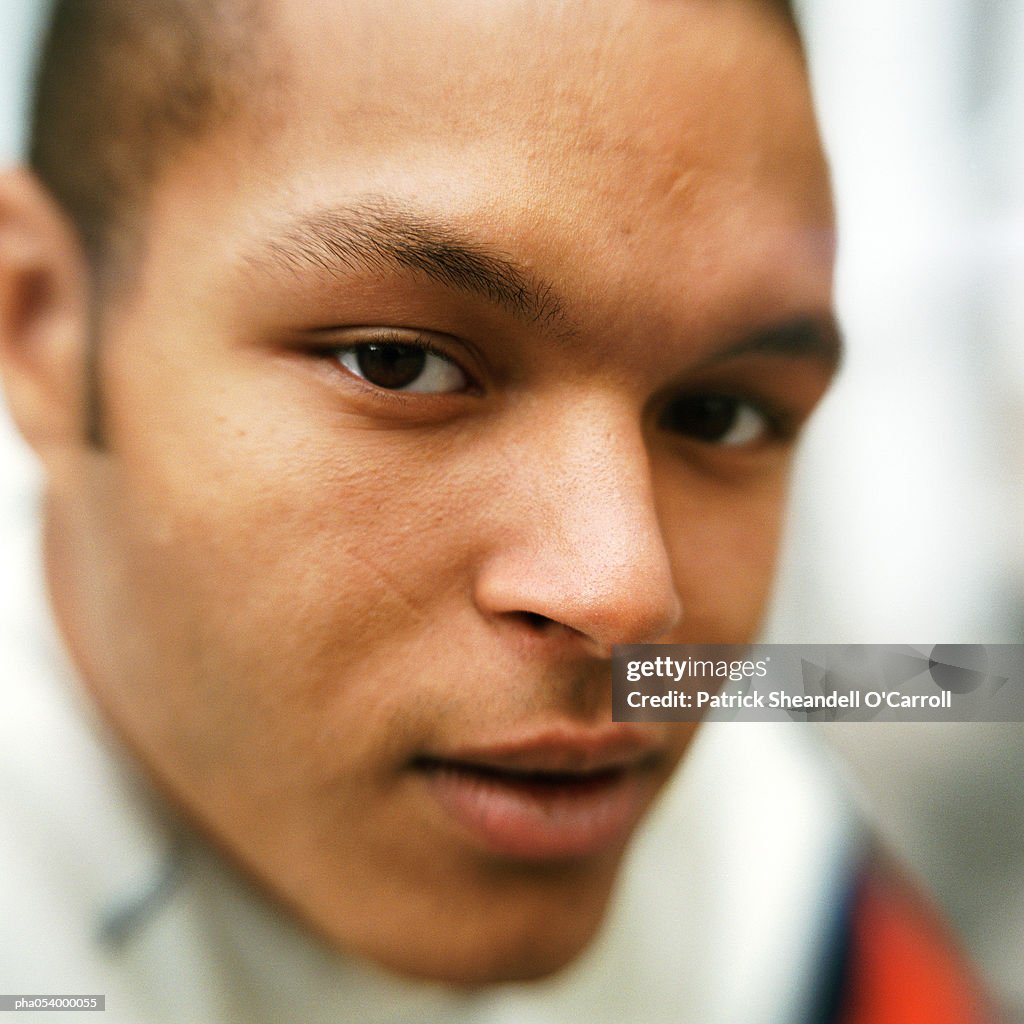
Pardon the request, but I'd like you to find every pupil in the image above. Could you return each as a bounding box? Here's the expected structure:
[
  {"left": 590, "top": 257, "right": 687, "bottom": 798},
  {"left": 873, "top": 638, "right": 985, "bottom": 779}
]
[
  {"left": 356, "top": 344, "right": 427, "bottom": 390},
  {"left": 660, "top": 394, "right": 738, "bottom": 441}
]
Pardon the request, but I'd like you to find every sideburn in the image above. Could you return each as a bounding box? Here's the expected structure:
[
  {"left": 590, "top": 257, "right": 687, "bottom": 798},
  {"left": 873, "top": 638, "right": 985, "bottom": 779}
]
[{"left": 83, "top": 314, "right": 106, "bottom": 450}]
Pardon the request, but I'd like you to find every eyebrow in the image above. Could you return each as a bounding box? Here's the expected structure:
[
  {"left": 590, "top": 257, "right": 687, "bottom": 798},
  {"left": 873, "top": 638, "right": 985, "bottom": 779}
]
[
  {"left": 245, "top": 197, "right": 841, "bottom": 369},
  {"left": 700, "top": 315, "right": 845, "bottom": 372},
  {"left": 248, "top": 197, "right": 571, "bottom": 333}
]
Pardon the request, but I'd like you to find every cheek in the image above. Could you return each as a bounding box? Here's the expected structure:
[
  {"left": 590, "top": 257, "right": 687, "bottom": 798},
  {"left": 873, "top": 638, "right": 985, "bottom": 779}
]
[
  {"left": 108, "top": 376, "right": 476, "bottom": 625},
  {"left": 89, "top": 371, "right": 497, "bottom": 763}
]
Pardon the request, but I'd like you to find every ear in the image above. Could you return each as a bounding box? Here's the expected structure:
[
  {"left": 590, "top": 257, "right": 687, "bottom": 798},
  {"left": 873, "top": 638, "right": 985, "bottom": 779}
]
[{"left": 0, "top": 167, "right": 91, "bottom": 478}]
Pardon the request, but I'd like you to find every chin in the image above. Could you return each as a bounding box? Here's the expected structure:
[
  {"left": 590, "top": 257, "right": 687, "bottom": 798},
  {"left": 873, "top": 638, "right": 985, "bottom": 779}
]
[
  {"left": 376, "top": 920, "right": 605, "bottom": 988},
  {"left": 329, "top": 866, "right": 618, "bottom": 988}
]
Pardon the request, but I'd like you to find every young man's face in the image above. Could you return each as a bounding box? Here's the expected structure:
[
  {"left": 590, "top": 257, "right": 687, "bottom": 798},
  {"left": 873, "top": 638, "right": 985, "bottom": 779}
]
[{"left": 36, "top": 0, "right": 835, "bottom": 984}]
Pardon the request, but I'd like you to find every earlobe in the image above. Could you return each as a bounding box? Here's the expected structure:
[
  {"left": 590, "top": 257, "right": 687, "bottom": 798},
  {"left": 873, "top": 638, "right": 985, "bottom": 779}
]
[{"left": 0, "top": 166, "right": 91, "bottom": 472}]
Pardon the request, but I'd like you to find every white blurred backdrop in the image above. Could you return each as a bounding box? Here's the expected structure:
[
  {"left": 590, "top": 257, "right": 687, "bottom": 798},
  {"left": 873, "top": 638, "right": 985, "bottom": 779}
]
[{"left": 1, "top": 0, "right": 1022, "bottom": 1019}]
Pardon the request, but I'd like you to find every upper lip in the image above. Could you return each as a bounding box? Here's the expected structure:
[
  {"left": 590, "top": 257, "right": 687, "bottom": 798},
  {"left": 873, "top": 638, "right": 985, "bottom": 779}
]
[{"left": 420, "top": 724, "right": 666, "bottom": 776}]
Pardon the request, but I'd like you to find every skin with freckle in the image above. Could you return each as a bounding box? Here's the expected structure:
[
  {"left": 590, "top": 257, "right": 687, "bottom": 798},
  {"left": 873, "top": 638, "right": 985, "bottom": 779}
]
[{"left": 0, "top": 0, "right": 835, "bottom": 985}]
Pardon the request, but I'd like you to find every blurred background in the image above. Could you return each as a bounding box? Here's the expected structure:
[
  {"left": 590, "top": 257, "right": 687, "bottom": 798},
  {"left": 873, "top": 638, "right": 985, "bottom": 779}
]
[
  {"left": 1, "top": 0, "right": 1021, "bottom": 1019},
  {"left": 772, "top": 1, "right": 1024, "bottom": 1019}
]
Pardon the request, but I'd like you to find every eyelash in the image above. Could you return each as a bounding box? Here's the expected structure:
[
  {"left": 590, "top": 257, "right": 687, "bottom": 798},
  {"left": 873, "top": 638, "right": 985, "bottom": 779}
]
[{"left": 334, "top": 330, "right": 457, "bottom": 363}]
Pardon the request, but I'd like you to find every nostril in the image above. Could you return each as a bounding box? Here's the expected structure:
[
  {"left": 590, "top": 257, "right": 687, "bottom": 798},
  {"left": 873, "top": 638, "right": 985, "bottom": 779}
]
[
  {"left": 515, "top": 611, "right": 553, "bottom": 631},
  {"left": 509, "top": 611, "right": 597, "bottom": 647}
]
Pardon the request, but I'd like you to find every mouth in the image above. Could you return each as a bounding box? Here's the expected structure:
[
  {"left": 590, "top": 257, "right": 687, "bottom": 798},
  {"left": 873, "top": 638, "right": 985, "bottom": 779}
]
[{"left": 411, "top": 730, "right": 665, "bottom": 862}]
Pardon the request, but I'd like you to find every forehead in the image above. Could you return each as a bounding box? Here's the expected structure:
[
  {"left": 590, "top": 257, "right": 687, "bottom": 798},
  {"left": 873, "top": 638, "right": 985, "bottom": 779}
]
[
  {"left": 137, "top": 0, "right": 831, "bottom": 348},
  {"left": 261, "top": 0, "right": 820, "bottom": 196}
]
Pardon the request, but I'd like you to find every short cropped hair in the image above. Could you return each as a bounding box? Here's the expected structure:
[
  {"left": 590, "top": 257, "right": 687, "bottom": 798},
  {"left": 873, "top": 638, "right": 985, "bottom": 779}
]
[
  {"left": 29, "top": 0, "right": 263, "bottom": 287},
  {"left": 29, "top": 0, "right": 798, "bottom": 289}
]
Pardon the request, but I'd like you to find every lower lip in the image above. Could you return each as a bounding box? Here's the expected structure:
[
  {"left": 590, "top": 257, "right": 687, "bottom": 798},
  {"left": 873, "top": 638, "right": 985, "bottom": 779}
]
[{"left": 418, "top": 762, "right": 651, "bottom": 861}]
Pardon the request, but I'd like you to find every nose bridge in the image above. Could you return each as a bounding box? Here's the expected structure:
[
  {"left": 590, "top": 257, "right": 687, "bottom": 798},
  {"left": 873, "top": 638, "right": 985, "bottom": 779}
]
[
  {"left": 477, "top": 393, "right": 682, "bottom": 648},
  {"left": 545, "top": 402, "right": 658, "bottom": 568}
]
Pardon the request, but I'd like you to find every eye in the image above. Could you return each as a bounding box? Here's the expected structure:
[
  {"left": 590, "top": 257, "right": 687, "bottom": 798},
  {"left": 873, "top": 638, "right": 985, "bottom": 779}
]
[
  {"left": 657, "top": 393, "right": 772, "bottom": 447},
  {"left": 337, "top": 342, "right": 469, "bottom": 393}
]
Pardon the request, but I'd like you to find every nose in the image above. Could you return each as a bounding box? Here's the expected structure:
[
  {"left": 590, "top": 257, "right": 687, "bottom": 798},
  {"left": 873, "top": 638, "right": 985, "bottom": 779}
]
[{"left": 473, "top": 395, "right": 682, "bottom": 654}]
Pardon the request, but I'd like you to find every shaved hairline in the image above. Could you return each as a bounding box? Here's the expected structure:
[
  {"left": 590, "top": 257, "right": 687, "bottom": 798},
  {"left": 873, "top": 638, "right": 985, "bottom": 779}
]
[{"left": 30, "top": 0, "right": 268, "bottom": 297}]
